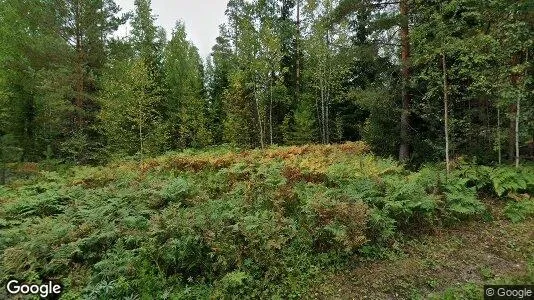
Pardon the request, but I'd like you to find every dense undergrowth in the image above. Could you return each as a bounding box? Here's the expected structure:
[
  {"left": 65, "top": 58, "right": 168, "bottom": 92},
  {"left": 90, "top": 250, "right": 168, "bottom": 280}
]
[{"left": 0, "top": 143, "right": 533, "bottom": 299}]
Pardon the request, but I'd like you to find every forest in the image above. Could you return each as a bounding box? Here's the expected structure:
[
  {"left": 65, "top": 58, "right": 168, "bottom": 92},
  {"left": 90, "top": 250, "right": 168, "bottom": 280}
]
[{"left": 0, "top": 0, "right": 533, "bottom": 299}]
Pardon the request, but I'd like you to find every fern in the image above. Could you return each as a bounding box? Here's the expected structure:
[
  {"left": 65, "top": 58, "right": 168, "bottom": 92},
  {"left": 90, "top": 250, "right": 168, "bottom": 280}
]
[
  {"left": 4, "top": 190, "right": 72, "bottom": 219},
  {"left": 490, "top": 168, "right": 528, "bottom": 197},
  {"left": 0, "top": 145, "right": 530, "bottom": 299},
  {"left": 444, "top": 177, "right": 486, "bottom": 219},
  {"left": 159, "top": 177, "right": 192, "bottom": 204},
  {"left": 504, "top": 199, "right": 534, "bottom": 223}
]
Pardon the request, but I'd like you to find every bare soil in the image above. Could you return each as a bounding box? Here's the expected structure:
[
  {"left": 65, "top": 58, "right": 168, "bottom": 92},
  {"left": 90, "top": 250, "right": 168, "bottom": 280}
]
[{"left": 311, "top": 218, "right": 534, "bottom": 299}]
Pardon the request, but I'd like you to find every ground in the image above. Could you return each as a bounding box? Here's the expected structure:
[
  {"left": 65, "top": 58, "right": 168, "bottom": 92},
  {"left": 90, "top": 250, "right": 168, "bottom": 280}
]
[{"left": 313, "top": 214, "right": 534, "bottom": 299}]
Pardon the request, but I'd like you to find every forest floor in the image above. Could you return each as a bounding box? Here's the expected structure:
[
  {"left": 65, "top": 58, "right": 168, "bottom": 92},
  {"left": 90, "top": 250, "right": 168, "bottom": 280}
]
[
  {"left": 1, "top": 144, "right": 532, "bottom": 299},
  {"left": 312, "top": 207, "right": 534, "bottom": 299}
]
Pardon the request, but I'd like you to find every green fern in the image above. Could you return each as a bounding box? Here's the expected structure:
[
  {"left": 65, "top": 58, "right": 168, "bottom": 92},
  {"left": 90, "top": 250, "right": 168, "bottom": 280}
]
[
  {"left": 444, "top": 177, "right": 486, "bottom": 219},
  {"left": 504, "top": 199, "right": 534, "bottom": 223},
  {"left": 490, "top": 168, "right": 528, "bottom": 197}
]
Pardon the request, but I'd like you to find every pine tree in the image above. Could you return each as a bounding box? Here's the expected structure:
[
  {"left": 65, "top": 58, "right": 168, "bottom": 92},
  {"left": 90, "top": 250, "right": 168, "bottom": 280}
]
[
  {"left": 131, "top": 0, "right": 165, "bottom": 82},
  {"left": 164, "top": 22, "right": 212, "bottom": 149},
  {"left": 206, "top": 26, "right": 233, "bottom": 144},
  {"left": 0, "top": 0, "right": 73, "bottom": 160},
  {"left": 58, "top": 0, "right": 125, "bottom": 162}
]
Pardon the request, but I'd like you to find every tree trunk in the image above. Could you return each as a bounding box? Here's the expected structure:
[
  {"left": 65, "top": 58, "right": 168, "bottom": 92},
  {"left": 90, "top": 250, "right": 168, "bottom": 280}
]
[
  {"left": 508, "top": 103, "right": 516, "bottom": 161},
  {"left": 497, "top": 107, "right": 502, "bottom": 165},
  {"left": 315, "top": 91, "right": 320, "bottom": 137},
  {"left": 138, "top": 97, "right": 144, "bottom": 161},
  {"left": 295, "top": 0, "right": 301, "bottom": 103},
  {"left": 516, "top": 50, "right": 528, "bottom": 168},
  {"left": 509, "top": 54, "right": 519, "bottom": 163},
  {"left": 326, "top": 30, "right": 331, "bottom": 144},
  {"left": 321, "top": 71, "right": 326, "bottom": 144},
  {"left": 326, "top": 101, "right": 330, "bottom": 144},
  {"left": 442, "top": 53, "right": 450, "bottom": 175},
  {"left": 269, "top": 74, "right": 274, "bottom": 146},
  {"left": 516, "top": 91, "right": 520, "bottom": 168},
  {"left": 398, "top": 0, "right": 412, "bottom": 162},
  {"left": 254, "top": 76, "right": 265, "bottom": 149},
  {"left": 325, "top": 74, "right": 330, "bottom": 144},
  {"left": 74, "top": 0, "right": 84, "bottom": 129}
]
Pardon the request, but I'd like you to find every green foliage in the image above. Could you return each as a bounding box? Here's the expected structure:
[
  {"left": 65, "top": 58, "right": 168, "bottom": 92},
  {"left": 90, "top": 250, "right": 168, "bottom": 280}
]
[
  {"left": 1, "top": 144, "right": 532, "bottom": 298},
  {"left": 1, "top": 0, "right": 534, "bottom": 296},
  {"left": 382, "top": 174, "right": 438, "bottom": 227},
  {"left": 60, "top": 132, "right": 94, "bottom": 164},
  {"left": 451, "top": 164, "right": 534, "bottom": 198},
  {"left": 222, "top": 71, "right": 256, "bottom": 147},
  {"left": 296, "top": 183, "right": 369, "bottom": 252},
  {"left": 505, "top": 199, "right": 534, "bottom": 223},
  {"left": 282, "top": 100, "right": 318, "bottom": 145},
  {"left": 98, "top": 59, "right": 164, "bottom": 157},
  {"left": 4, "top": 189, "right": 71, "bottom": 219},
  {"left": 490, "top": 167, "right": 531, "bottom": 197},
  {"left": 444, "top": 177, "right": 485, "bottom": 219},
  {"left": 1, "top": 0, "right": 533, "bottom": 165},
  {"left": 0, "top": 135, "right": 23, "bottom": 184},
  {"left": 131, "top": 0, "right": 166, "bottom": 80},
  {"left": 164, "top": 22, "right": 212, "bottom": 149},
  {"left": 159, "top": 177, "right": 192, "bottom": 205}
]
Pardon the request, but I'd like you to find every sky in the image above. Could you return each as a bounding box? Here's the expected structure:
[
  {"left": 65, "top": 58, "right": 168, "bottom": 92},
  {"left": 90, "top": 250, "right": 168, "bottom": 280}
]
[{"left": 114, "top": 0, "right": 230, "bottom": 59}]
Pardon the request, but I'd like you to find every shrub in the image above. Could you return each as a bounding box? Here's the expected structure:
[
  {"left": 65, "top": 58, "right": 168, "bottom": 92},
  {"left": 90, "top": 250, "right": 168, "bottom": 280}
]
[
  {"left": 381, "top": 174, "right": 438, "bottom": 231},
  {"left": 4, "top": 189, "right": 72, "bottom": 219}
]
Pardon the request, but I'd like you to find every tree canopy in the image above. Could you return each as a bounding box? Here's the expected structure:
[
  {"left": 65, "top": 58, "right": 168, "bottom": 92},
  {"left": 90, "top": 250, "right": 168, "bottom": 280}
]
[{"left": 0, "top": 0, "right": 532, "bottom": 166}]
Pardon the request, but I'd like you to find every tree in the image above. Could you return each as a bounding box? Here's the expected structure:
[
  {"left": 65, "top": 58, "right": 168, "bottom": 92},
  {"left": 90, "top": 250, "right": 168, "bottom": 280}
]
[
  {"left": 253, "top": 0, "right": 289, "bottom": 146},
  {"left": 442, "top": 53, "right": 450, "bottom": 174},
  {"left": 397, "top": 0, "right": 412, "bottom": 162},
  {"left": 221, "top": 0, "right": 269, "bottom": 148},
  {"left": 206, "top": 26, "right": 233, "bottom": 144},
  {"left": 280, "top": 0, "right": 299, "bottom": 103},
  {"left": 131, "top": 0, "right": 166, "bottom": 82},
  {"left": 223, "top": 71, "right": 257, "bottom": 147},
  {"left": 98, "top": 59, "right": 163, "bottom": 158},
  {"left": 164, "top": 22, "right": 212, "bottom": 149},
  {"left": 303, "top": 0, "right": 352, "bottom": 144},
  {"left": 332, "top": 0, "right": 414, "bottom": 161},
  {"left": 0, "top": 0, "right": 126, "bottom": 162},
  {"left": 0, "top": 0, "right": 73, "bottom": 160},
  {"left": 59, "top": 0, "right": 125, "bottom": 156}
]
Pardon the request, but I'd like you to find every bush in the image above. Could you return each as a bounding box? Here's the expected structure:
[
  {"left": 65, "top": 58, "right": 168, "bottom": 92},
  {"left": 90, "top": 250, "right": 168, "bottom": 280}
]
[
  {"left": 452, "top": 164, "right": 533, "bottom": 198},
  {"left": 299, "top": 184, "right": 369, "bottom": 252}
]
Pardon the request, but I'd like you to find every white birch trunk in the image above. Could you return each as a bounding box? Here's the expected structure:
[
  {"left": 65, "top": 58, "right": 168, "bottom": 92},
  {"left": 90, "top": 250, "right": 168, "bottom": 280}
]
[{"left": 442, "top": 53, "right": 450, "bottom": 175}]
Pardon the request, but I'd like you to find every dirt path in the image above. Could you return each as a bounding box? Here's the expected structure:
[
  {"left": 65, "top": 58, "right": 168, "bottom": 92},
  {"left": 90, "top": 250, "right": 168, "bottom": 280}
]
[{"left": 312, "top": 219, "right": 534, "bottom": 299}]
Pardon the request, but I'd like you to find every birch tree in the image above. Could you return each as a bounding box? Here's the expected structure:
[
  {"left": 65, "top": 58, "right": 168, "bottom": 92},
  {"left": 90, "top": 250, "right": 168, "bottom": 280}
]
[{"left": 98, "top": 59, "right": 162, "bottom": 158}]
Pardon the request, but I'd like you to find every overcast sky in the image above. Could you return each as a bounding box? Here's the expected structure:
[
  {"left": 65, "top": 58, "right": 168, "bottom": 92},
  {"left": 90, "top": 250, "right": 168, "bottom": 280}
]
[{"left": 115, "top": 0, "right": 229, "bottom": 59}]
